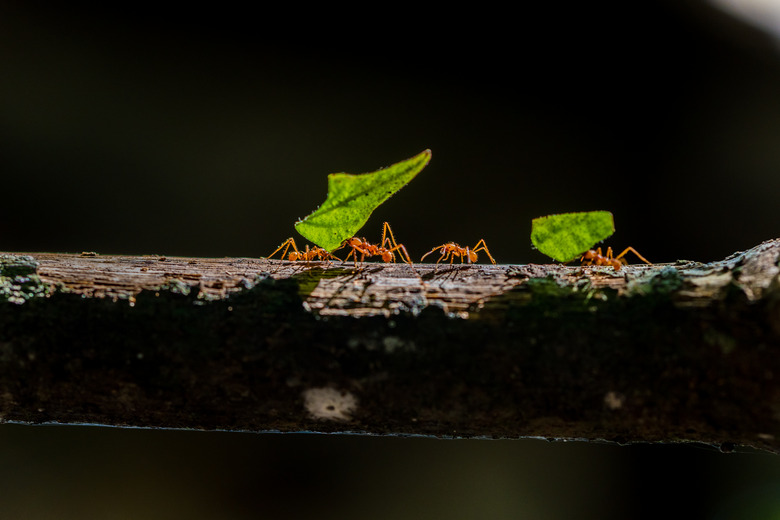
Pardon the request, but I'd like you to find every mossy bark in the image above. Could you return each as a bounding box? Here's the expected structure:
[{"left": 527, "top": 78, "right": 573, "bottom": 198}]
[{"left": 1, "top": 239, "right": 780, "bottom": 452}]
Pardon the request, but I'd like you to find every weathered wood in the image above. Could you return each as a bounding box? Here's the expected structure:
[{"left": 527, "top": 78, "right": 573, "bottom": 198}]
[{"left": 1, "top": 239, "right": 779, "bottom": 452}]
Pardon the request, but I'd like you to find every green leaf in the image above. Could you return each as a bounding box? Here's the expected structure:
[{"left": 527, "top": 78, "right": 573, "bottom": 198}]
[
  {"left": 294, "top": 150, "right": 431, "bottom": 251},
  {"left": 530, "top": 211, "right": 615, "bottom": 262}
]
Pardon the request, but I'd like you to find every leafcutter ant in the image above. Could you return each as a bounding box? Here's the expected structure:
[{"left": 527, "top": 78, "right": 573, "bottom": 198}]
[
  {"left": 420, "top": 239, "right": 496, "bottom": 265},
  {"left": 267, "top": 238, "right": 341, "bottom": 263},
  {"left": 343, "top": 222, "right": 412, "bottom": 265},
  {"left": 579, "top": 246, "right": 650, "bottom": 270}
]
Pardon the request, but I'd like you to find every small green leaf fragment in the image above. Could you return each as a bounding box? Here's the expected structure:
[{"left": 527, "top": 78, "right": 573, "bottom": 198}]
[
  {"left": 295, "top": 150, "right": 431, "bottom": 251},
  {"left": 531, "top": 211, "right": 615, "bottom": 262}
]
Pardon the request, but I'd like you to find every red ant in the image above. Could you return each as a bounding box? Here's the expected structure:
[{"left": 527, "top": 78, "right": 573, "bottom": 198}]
[
  {"left": 342, "top": 222, "right": 412, "bottom": 265},
  {"left": 420, "top": 239, "right": 496, "bottom": 265},
  {"left": 267, "top": 238, "right": 341, "bottom": 263},
  {"left": 579, "top": 246, "right": 650, "bottom": 270}
]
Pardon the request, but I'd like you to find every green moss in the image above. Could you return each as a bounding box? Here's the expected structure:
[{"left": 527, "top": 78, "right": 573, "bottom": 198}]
[
  {"left": 486, "top": 274, "right": 614, "bottom": 326},
  {"left": 523, "top": 275, "right": 610, "bottom": 305},
  {"left": 626, "top": 267, "right": 683, "bottom": 298},
  {"left": 0, "top": 255, "right": 50, "bottom": 304},
  {"left": 0, "top": 255, "right": 38, "bottom": 277},
  {"left": 158, "top": 278, "right": 194, "bottom": 296},
  {"left": 291, "top": 267, "right": 352, "bottom": 300}
]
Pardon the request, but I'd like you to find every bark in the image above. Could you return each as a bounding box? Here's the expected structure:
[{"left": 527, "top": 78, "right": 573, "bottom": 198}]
[{"left": 1, "top": 239, "right": 780, "bottom": 452}]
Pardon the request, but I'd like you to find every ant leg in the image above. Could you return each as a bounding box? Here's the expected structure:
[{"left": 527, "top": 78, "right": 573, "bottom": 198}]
[
  {"left": 381, "top": 223, "right": 412, "bottom": 264},
  {"left": 268, "top": 238, "right": 297, "bottom": 260},
  {"left": 590, "top": 247, "right": 605, "bottom": 266},
  {"left": 350, "top": 250, "right": 361, "bottom": 270},
  {"left": 381, "top": 222, "right": 393, "bottom": 249},
  {"left": 383, "top": 223, "right": 408, "bottom": 255},
  {"left": 267, "top": 239, "right": 288, "bottom": 260},
  {"left": 472, "top": 240, "right": 496, "bottom": 265},
  {"left": 429, "top": 246, "right": 449, "bottom": 265},
  {"left": 329, "top": 243, "right": 345, "bottom": 259},
  {"left": 348, "top": 245, "right": 369, "bottom": 267},
  {"left": 421, "top": 245, "right": 446, "bottom": 263},
  {"left": 379, "top": 222, "right": 398, "bottom": 261},
  {"left": 397, "top": 244, "right": 412, "bottom": 264},
  {"left": 614, "top": 247, "right": 651, "bottom": 265},
  {"left": 382, "top": 222, "right": 401, "bottom": 250},
  {"left": 381, "top": 222, "right": 388, "bottom": 246},
  {"left": 379, "top": 223, "right": 395, "bottom": 262},
  {"left": 327, "top": 250, "right": 343, "bottom": 262},
  {"left": 386, "top": 244, "right": 413, "bottom": 264}
]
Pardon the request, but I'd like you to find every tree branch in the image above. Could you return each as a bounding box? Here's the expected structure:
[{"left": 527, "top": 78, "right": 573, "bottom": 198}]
[{"left": 1, "top": 239, "right": 779, "bottom": 452}]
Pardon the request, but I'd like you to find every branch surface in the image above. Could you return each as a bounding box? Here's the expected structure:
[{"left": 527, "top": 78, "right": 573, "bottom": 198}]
[{"left": 1, "top": 239, "right": 780, "bottom": 452}]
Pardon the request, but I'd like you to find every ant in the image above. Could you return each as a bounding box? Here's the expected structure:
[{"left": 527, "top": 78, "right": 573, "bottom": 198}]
[
  {"left": 579, "top": 246, "right": 650, "bottom": 270},
  {"left": 420, "top": 239, "right": 496, "bottom": 265},
  {"left": 342, "top": 222, "right": 413, "bottom": 265},
  {"left": 267, "top": 238, "right": 341, "bottom": 263}
]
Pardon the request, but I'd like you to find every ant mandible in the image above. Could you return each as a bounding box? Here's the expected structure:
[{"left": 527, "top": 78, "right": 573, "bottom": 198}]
[
  {"left": 579, "top": 246, "right": 650, "bottom": 270},
  {"left": 420, "top": 239, "right": 496, "bottom": 265},
  {"left": 267, "top": 238, "right": 341, "bottom": 263},
  {"left": 342, "top": 222, "right": 413, "bottom": 265}
]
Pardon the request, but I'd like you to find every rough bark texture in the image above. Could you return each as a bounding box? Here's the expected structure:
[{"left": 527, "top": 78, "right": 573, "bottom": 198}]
[{"left": 1, "top": 239, "right": 780, "bottom": 452}]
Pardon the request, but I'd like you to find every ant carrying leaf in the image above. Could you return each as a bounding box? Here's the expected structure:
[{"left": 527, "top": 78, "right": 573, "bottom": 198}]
[
  {"left": 294, "top": 150, "right": 431, "bottom": 252},
  {"left": 531, "top": 211, "right": 616, "bottom": 262},
  {"left": 531, "top": 211, "right": 651, "bottom": 269}
]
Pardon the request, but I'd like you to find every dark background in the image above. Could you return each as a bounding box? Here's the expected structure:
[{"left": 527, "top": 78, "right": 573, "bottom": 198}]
[{"left": 2, "top": 2, "right": 780, "bottom": 518}]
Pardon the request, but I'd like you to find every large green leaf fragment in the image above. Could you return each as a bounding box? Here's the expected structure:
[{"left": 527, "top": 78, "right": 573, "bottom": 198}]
[
  {"left": 294, "top": 150, "right": 431, "bottom": 251},
  {"left": 530, "top": 211, "right": 615, "bottom": 262}
]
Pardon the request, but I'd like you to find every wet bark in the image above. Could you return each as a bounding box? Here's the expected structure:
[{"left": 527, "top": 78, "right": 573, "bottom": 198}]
[{"left": 1, "top": 239, "right": 780, "bottom": 452}]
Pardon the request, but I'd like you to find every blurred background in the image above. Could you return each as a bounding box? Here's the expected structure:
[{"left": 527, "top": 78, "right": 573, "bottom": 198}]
[{"left": 2, "top": 1, "right": 780, "bottom": 518}]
